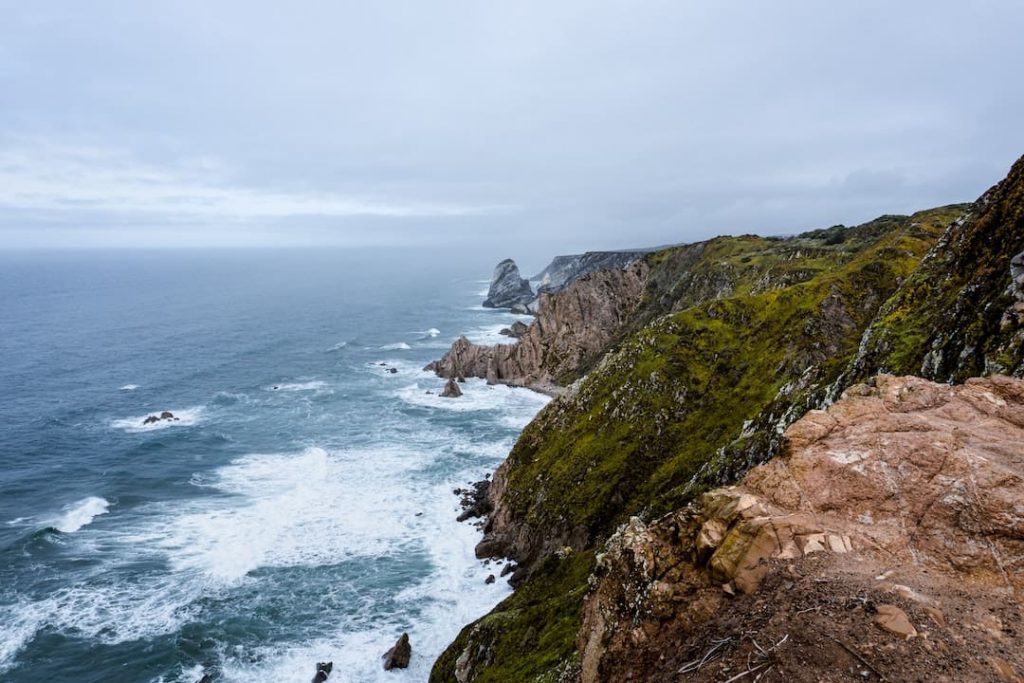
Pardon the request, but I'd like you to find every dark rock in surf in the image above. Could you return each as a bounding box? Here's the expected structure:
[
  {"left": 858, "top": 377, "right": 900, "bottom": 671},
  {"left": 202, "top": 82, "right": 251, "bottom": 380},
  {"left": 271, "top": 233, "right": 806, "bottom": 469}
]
[
  {"left": 312, "top": 661, "right": 333, "bottom": 682},
  {"left": 382, "top": 633, "right": 412, "bottom": 670},
  {"left": 160, "top": 411, "right": 174, "bottom": 419},
  {"left": 485, "top": 574, "right": 496, "bottom": 584},
  {"left": 457, "top": 480, "right": 492, "bottom": 522},
  {"left": 143, "top": 415, "right": 160, "bottom": 425},
  {"left": 441, "top": 378, "right": 463, "bottom": 398}
]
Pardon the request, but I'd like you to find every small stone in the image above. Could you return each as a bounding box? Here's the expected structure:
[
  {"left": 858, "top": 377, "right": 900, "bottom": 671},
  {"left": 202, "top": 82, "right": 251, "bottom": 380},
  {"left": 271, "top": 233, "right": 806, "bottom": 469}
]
[
  {"left": 874, "top": 604, "right": 917, "bottom": 639},
  {"left": 485, "top": 574, "right": 496, "bottom": 584},
  {"left": 924, "top": 606, "right": 945, "bottom": 627}
]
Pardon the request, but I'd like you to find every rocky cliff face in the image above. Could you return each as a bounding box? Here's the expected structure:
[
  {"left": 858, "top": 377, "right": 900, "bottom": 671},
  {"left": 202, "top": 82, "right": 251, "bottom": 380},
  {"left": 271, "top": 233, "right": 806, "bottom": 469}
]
[
  {"left": 580, "top": 374, "right": 1024, "bottom": 682},
  {"left": 853, "top": 155, "right": 1024, "bottom": 381},
  {"left": 428, "top": 260, "right": 650, "bottom": 391},
  {"left": 432, "top": 156, "right": 1024, "bottom": 683},
  {"left": 533, "top": 250, "right": 647, "bottom": 294},
  {"left": 483, "top": 258, "right": 535, "bottom": 310}
]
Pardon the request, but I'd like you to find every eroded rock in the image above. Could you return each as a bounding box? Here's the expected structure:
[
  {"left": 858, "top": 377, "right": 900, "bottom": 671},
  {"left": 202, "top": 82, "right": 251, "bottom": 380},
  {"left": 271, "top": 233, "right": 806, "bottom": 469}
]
[
  {"left": 483, "top": 259, "right": 534, "bottom": 309},
  {"left": 382, "top": 633, "right": 411, "bottom": 670},
  {"left": 579, "top": 374, "right": 1024, "bottom": 683}
]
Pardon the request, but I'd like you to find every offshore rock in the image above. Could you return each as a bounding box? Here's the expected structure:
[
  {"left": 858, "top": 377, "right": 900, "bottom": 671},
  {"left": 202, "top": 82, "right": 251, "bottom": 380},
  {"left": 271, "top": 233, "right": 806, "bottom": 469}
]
[
  {"left": 482, "top": 259, "right": 534, "bottom": 309},
  {"left": 578, "top": 374, "right": 1024, "bottom": 683},
  {"left": 311, "top": 661, "right": 332, "bottom": 683},
  {"left": 441, "top": 377, "right": 463, "bottom": 398},
  {"left": 382, "top": 633, "right": 412, "bottom": 670}
]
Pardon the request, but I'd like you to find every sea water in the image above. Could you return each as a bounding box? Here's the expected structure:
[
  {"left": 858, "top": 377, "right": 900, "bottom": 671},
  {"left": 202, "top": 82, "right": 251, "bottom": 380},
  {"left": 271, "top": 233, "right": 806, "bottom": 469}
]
[{"left": 0, "top": 249, "right": 546, "bottom": 682}]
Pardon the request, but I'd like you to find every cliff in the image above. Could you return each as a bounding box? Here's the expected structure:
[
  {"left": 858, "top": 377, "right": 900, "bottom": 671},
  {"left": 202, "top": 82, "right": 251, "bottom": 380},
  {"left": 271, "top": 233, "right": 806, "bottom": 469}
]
[
  {"left": 532, "top": 250, "right": 647, "bottom": 295},
  {"left": 427, "top": 261, "right": 649, "bottom": 391},
  {"left": 852, "top": 155, "right": 1024, "bottom": 381},
  {"left": 580, "top": 374, "right": 1024, "bottom": 682},
  {"left": 432, "top": 155, "right": 1024, "bottom": 683}
]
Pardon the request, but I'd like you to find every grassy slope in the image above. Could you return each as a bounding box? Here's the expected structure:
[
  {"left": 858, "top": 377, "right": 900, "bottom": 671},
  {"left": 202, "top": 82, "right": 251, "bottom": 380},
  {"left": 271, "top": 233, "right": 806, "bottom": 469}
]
[
  {"left": 431, "top": 205, "right": 966, "bottom": 682},
  {"left": 854, "top": 155, "right": 1024, "bottom": 380}
]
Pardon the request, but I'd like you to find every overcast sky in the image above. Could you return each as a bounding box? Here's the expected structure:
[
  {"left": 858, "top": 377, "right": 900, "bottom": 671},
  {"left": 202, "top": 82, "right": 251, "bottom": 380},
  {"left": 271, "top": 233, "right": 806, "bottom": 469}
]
[{"left": 2, "top": 1, "right": 1023, "bottom": 255}]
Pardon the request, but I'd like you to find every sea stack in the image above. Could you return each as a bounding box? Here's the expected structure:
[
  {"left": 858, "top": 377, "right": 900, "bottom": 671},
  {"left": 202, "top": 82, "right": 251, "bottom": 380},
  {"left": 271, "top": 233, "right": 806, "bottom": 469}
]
[
  {"left": 382, "top": 633, "right": 412, "bottom": 670},
  {"left": 482, "top": 259, "right": 534, "bottom": 309}
]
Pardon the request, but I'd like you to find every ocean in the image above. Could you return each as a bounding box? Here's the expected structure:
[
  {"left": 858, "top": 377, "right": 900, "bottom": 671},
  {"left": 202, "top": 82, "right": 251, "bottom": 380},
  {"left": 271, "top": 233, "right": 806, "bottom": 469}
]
[{"left": 0, "top": 249, "right": 546, "bottom": 682}]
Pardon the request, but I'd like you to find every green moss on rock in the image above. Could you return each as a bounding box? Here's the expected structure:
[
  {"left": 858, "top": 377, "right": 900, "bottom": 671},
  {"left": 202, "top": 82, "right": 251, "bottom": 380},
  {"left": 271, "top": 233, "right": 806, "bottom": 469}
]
[{"left": 430, "top": 552, "right": 593, "bottom": 683}]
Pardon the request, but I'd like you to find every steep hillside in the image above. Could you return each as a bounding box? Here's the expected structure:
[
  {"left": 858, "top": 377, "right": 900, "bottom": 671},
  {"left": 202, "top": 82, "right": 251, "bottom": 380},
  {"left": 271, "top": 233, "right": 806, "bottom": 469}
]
[
  {"left": 430, "top": 205, "right": 963, "bottom": 682},
  {"left": 432, "top": 155, "right": 1024, "bottom": 683},
  {"left": 478, "top": 207, "right": 961, "bottom": 570},
  {"left": 853, "top": 155, "right": 1024, "bottom": 381}
]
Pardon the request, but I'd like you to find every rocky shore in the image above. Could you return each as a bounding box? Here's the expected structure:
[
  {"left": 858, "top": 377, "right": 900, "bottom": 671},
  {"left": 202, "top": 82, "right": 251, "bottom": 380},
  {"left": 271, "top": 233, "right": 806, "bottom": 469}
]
[{"left": 429, "top": 154, "right": 1024, "bottom": 682}]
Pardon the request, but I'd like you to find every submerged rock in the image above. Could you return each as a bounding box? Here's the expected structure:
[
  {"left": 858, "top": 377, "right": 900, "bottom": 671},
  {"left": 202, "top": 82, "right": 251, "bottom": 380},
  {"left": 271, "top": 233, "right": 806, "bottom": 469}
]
[
  {"left": 382, "top": 633, "right": 411, "bottom": 670},
  {"left": 142, "top": 411, "right": 175, "bottom": 425},
  {"left": 483, "top": 259, "right": 534, "bottom": 309},
  {"left": 441, "top": 377, "right": 463, "bottom": 398}
]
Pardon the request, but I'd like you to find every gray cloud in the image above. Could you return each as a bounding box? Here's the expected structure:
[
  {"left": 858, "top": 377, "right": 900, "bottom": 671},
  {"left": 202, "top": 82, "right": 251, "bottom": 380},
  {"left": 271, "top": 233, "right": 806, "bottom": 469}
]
[{"left": 1, "top": 0, "right": 1023, "bottom": 253}]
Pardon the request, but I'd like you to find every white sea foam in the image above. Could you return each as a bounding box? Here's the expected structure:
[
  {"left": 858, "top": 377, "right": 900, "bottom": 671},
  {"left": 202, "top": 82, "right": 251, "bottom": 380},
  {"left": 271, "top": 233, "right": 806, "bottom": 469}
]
[
  {"left": 326, "top": 341, "right": 348, "bottom": 352},
  {"left": 379, "top": 342, "right": 412, "bottom": 351},
  {"left": 157, "top": 446, "right": 424, "bottom": 582},
  {"left": 415, "top": 327, "right": 441, "bottom": 339},
  {"left": 119, "top": 384, "right": 139, "bottom": 391},
  {"left": 5, "top": 516, "right": 30, "bottom": 526},
  {"left": 215, "top": 475, "right": 513, "bottom": 683},
  {"left": 463, "top": 318, "right": 533, "bottom": 346},
  {"left": 54, "top": 497, "right": 110, "bottom": 533},
  {"left": 267, "top": 381, "right": 328, "bottom": 392},
  {"left": 111, "top": 407, "right": 204, "bottom": 433},
  {"left": 398, "top": 378, "right": 551, "bottom": 423}
]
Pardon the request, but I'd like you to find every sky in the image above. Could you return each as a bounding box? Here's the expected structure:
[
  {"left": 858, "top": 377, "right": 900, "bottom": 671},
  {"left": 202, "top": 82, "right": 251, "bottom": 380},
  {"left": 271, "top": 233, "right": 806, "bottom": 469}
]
[{"left": 1, "top": 1, "right": 1023, "bottom": 257}]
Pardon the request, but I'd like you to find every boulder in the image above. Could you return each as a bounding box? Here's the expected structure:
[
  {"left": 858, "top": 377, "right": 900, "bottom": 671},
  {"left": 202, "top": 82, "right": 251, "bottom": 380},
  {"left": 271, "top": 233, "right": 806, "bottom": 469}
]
[
  {"left": 499, "top": 321, "right": 530, "bottom": 339},
  {"left": 485, "top": 574, "right": 496, "bottom": 584},
  {"left": 143, "top": 415, "right": 160, "bottom": 425},
  {"left": 160, "top": 411, "right": 174, "bottom": 420},
  {"left": 382, "top": 633, "right": 411, "bottom": 670},
  {"left": 441, "top": 378, "right": 463, "bottom": 398},
  {"left": 457, "top": 480, "right": 491, "bottom": 521},
  {"left": 483, "top": 259, "right": 534, "bottom": 309}
]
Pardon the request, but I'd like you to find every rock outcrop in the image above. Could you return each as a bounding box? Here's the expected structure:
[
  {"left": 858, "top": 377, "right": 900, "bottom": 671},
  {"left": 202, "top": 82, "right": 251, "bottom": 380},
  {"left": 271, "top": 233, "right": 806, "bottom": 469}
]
[
  {"left": 854, "top": 153, "right": 1024, "bottom": 381},
  {"left": 441, "top": 377, "right": 463, "bottom": 398},
  {"left": 311, "top": 661, "right": 332, "bottom": 683},
  {"left": 142, "top": 411, "right": 178, "bottom": 425},
  {"left": 533, "top": 250, "right": 647, "bottom": 295},
  {"left": 428, "top": 260, "right": 650, "bottom": 391},
  {"left": 579, "top": 374, "right": 1024, "bottom": 682},
  {"left": 482, "top": 259, "right": 534, "bottom": 310},
  {"left": 382, "top": 633, "right": 411, "bottom": 670}
]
